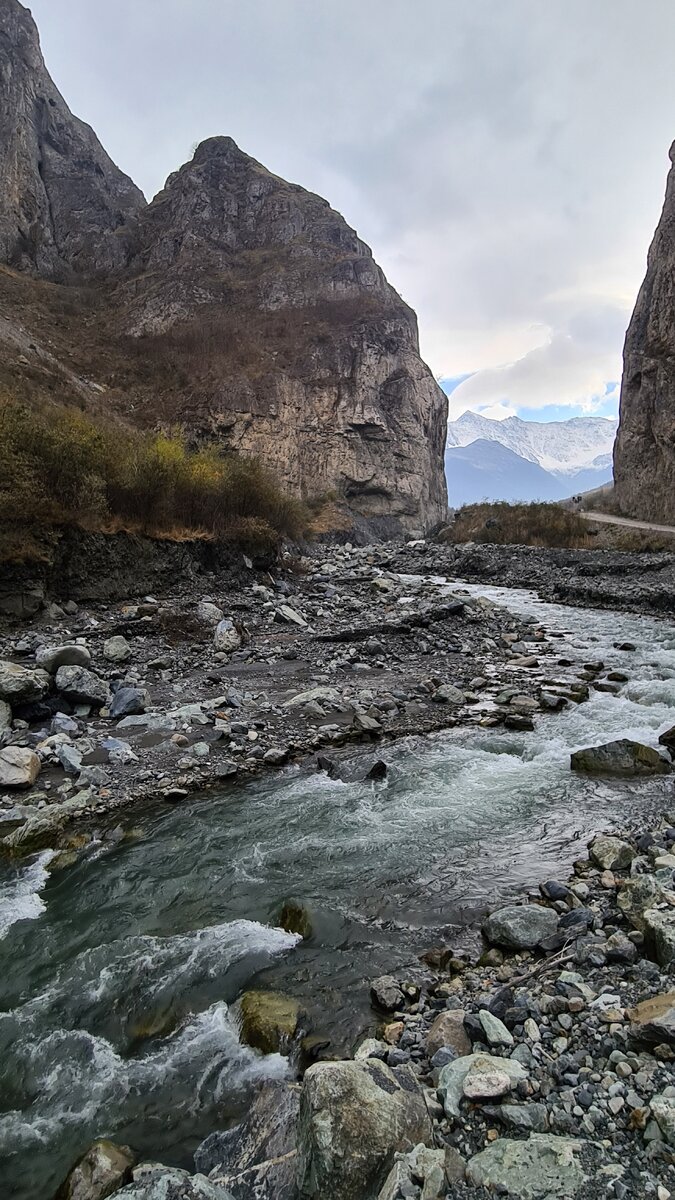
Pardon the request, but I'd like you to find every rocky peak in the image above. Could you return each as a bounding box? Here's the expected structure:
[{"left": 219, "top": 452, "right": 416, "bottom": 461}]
[
  {"left": 0, "top": 0, "right": 145, "bottom": 279},
  {"left": 614, "top": 139, "right": 675, "bottom": 521}
]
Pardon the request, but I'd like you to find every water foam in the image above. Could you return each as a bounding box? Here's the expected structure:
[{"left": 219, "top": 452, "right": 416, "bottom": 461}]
[{"left": 0, "top": 850, "right": 55, "bottom": 939}]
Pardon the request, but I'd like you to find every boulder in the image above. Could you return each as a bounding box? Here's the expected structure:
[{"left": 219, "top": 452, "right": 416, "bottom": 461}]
[
  {"left": 432, "top": 684, "right": 465, "bottom": 705},
  {"left": 370, "top": 975, "right": 405, "bottom": 1012},
  {"left": 297, "top": 1059, "right": 432, "bottom": 1200},
  {"left": 36, "top": 644, "right": 91, "bottom": 673},
  {"left": 194, "top": 1083, "right": 299, "bottom": 1200},
  {"left": 425, "top": 1009, "right": 471, "bottom": 1059},
  {"left": 196, "top": 601, "right": 224, "bottom": 626},
  {"left": 479, "top": 1010, "right": 514, "bottom": 1047},
  {"left": 114, "top": 1165, "right": 234, "bottom": 1199},
  {"left": 55, "top": 1138, "right": 135, "bottom": 1200},
  {"left": 237, "top": 990, "right": 301, "bottom": 1054},
  {"left": 0, "top": 661, "right": 50, "bottom": 703},
  {"left": 214, "top": 619, "right": 242, "bottom": 653},
  {"left": 659, "top": 724, "right": 675, "bottom": 752},
  {"left": 617, "top": 874, "right": 664, "bottom": 931},
  {"left": 643, "top": 908, "right": 675, "bottom": 967},
  {"left": 629, "top": 992, "right": 675, "bottom": 1047},
  {"left": 570, "top": 739, "right": 671, "bottom": 777},
  {"left": 438, "top": 1053, "right": 528, "bottom": 1118},
  {"left": 2, "top": 808, "right": 66, "bottom": 855},
  {"left": 110, "top": 687, "right": 147, "bottom": 719},
  {"left": 589, "top": 835, "right": 635, "bottom": 871},
  {"left": 103, "top": 636, "right": 132, "bottom": 663},
  {"left": 466, "top": 1133, "right": 597, "bottom": 1198},
  {"left": 651, "top": 1094, "right": 675, "bottom": 1146},
  {"left": 0, "top": 745, "right": 40, "bottom": 788},
  {"left": 55, "top": 666, "right": 109, "bottom": 708},
  {"left": 278, "top": 899, "right": 313, "bottom": 940},
  {"left": 483, "top": 904, "right": 558, "bottom": 950},
  {"left": 0, "top": 699, "right": 11, "bottom": 731}
]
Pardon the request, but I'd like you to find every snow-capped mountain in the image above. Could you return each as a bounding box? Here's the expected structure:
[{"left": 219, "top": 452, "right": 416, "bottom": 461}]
[
  {"left": 445, "top": 439, "right": 568, "bottom": 507},
  {"left": 446, "top": 412, "right": 617, "bottom": 478}
]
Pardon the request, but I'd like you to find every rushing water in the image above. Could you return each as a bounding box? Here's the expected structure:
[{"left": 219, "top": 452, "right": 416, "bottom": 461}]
[{"left": 2, "top": 582, "right": 675, "bottom": 1198}]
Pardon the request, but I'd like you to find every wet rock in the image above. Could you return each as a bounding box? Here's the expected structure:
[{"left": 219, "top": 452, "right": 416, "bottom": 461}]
[
  {"left": 425, "top": 1009, "right": 471, "bottom": 1059},
  {"left": 297, "top": 1059, "right": 432, "bottom": 1200},
  {"left": 214, "top": 619, "right": 242, "bottom": 653},
  {"left": 628, "top": 992, "right": 675, "bottom": 1046},
  {"left": 432, "top": 684, "right": 465, "bottom": 705},
  {"left": 465, "top": 1133, "right": 597, "bottom": 1199},
  {"left": 110, "top": 688, "right": 147, "bottom": 719},
  {"left": 103, "top": 636, "right": 132, "bottom": 663},
  {"left": 55, "top": 1138, "right": 135, "bottom": 1200},
  {"left": 3, "top": 809, "right": 66, "bottom": 855},
  {"left": 36, "top": 644, "right": 92, "bottom": 674},
  {"left": 0, "top": 745, "right": 40, "bottom": 788},
  {"left": 55, "top": 666, "right": 109, "bottom": 708},
  {"left": 263, "top": 746, "right": 289, "bottom": 766},
  {"left": 590, "top": 835, "right": 635, "bottom": 871},
  {"left": 659, "top": 724, "right": 675, "bottom": 752},
  {"left": 0, "top": 661, "right": 50, "bottom": 703},
  {"left": 438, "top": 1053, "right": 528, "bottom": 1117},
  {"left": 371, "top": 975, "right": 405, "bottom": 1012},
  {"left": 114, "top": 1164, "right": 234, "bottom": 1199},
  {"left": 483, "top": 903, "right": 558, "bottom": 950},
  {"left": 194, "top": 1082, "right": 299, "bottom": 1200},
  {"left": 278, "top": 899, "right": 312, "bottom": 940},
  {"left": 571, "top": 739, "right": 671, "bottom": 777},
  {"left": 237, "top": 990, "right": 301, "bottom": 1054}
]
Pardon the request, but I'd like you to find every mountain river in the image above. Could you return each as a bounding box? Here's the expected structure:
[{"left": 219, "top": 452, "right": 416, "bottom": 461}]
[{"left": 2, "top": 581, "right": 675, "bottom": 1198}]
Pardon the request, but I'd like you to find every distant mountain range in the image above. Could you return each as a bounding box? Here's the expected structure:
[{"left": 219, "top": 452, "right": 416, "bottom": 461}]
[{"left": 445, "top": 412, "right": 617, "bottom": 507}]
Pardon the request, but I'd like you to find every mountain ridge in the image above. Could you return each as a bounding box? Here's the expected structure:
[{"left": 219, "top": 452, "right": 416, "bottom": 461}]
[{"left": 447, "top": 411, "right": 617, "bottom": 478}]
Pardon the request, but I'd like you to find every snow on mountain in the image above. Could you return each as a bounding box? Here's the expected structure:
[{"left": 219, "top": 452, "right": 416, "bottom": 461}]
[{"left": 446, "top": 412, "right": 617, "bottom": 477}]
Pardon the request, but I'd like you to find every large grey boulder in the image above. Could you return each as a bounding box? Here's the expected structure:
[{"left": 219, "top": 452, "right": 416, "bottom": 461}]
[
  {"left": 0, "top": 661, "right": 50, "bottom": 703},
  {"left": 438, "top": 1053, "right": 528, "bottom": 1119},
  {"left": 115, "top": 1164, "right": 234, "bottom": 1200},
  {"left": 465, "top": 1133, "right": 598, "bottom": 1198},
  {"left": 617, "top": 875, "right": 664, "bottom": 931},
  {"left": 483, "top": 903, "right": 558, "bottom": 950},
  {"left": 214, "top": 619, "right": 241, "bottom": 654},
  {"left": 0, "top": 745, "right": 40, "bottom": 788},
  {"left": 110, "top": 688, "right": 147, "bottom": 719},
  {"left": 194, "top": 1083, "right": 299, "bottom": 1200},
  {"left": 103, "top": 636, "right": 132, "bottom": 663},
  {"left": 589, "top": 835, "right": 635, "bottom": 871},
  {"left": 36, "top": 644, "right": 91, "bottom": 673},
  {"left": 297, "top": 1059, "right": 432, "bottom": 1200},
  {"left": 2, "top": 807, "right": 66, "bottom": 855},
  {"left": 571, "top": 739, "right": 671, "bottom": 777},
  {"left": 55, "top": 666, "right": 109, "bottom": 708},
  {"left": 55, "top": 1138, "right": 135, "bottom": 1200}
]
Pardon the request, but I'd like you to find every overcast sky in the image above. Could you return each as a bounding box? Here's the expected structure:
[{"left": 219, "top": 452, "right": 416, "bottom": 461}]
[{"left": 28, "top": 0, "right": 675, "bottom": 422}]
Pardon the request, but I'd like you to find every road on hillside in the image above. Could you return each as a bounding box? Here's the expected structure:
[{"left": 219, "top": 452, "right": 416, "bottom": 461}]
[{"left": 580, "top": 511, "right": 675, "bottom": 536}]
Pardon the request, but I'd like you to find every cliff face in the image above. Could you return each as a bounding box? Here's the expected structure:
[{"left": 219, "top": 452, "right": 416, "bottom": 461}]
[
  {"left": 0, "top": 1, "right": 447, "bottom": 533},
  {"left": 0, "top": 0, "right": 144, "bottom": 278},
  {"left": 614, "top": 142, "right": 675, "bottom": 522}
]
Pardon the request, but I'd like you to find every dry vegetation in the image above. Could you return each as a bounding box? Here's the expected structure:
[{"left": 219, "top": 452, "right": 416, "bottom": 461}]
[
  {"left": 447, "top": 502, "right": 593, "bottom": 548},
  {"left": 0, "top": 397, "right": 307, "bottom": 561}
]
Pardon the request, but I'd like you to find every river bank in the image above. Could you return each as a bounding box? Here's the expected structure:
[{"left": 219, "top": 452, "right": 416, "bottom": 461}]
[{"left": 2, "top": 539, "right": 674, "bottom": 857}]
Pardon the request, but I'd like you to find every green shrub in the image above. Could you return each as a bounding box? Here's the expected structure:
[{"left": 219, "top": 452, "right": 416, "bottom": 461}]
[{"left": 0, "top": 398, "right": 307, "bottom": 553}]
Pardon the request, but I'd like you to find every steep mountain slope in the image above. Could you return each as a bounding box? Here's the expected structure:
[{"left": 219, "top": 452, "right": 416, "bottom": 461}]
[
  {"left": 0, "top": 0, "right": 447, "bottom": 534},
  {"left": 447, "top": 411, "right": 617, "bottom": 479},
  {"left": 0, "top": 0, "right": 144, "bottom": 278},
  {"left": 445, "top": 439, "right": 575, "bottom": 507},
  {"left": 614, "top": 141, "right": 675, "bottom": 522}
]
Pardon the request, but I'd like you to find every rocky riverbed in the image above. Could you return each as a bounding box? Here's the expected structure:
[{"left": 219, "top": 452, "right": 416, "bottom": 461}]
[
  {"left": 3, "top": 538, "right": 675, "bottom": 1199},
  {"left": 0, "top": 542, "right": 602, "bottom": 857}
]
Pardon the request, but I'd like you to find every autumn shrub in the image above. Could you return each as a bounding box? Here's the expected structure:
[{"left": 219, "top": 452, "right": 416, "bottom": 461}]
[
  {"left": 448, "top": 501, "right": 591, "bottom": 549},
  {"left": 0, "top": 398, "right": 307, "bottom": 555}
]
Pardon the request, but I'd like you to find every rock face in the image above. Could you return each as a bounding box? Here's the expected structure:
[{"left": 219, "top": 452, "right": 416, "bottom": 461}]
[
  {"left": 614, "top": 140, "right": 675, "bottom": 521},
  {"left": 0, "top": 0, "right": 144, "bottom": 278},
  {"left": 0, "top": 2, "right": 448, "bottom": 535}
]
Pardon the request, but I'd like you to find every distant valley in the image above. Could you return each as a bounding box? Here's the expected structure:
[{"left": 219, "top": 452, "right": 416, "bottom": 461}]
[{"left": 445, "top": 411, "right": 617, "bottom": 506}]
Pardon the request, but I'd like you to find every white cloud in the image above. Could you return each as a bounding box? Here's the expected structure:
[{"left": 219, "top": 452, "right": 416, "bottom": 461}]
[{"left": 27, "top": 0, "right": 675, "bottom": 420}]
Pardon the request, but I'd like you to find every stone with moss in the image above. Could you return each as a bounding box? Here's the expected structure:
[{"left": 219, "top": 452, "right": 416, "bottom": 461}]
[{"left": 237, "top": 990, "right": 301, "bottom": 1055}]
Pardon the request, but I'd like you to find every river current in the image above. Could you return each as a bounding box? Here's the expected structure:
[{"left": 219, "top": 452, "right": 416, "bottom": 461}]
[{"left": 2, "top": 582, "right": 675, "bottom": 1198}]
